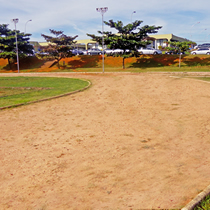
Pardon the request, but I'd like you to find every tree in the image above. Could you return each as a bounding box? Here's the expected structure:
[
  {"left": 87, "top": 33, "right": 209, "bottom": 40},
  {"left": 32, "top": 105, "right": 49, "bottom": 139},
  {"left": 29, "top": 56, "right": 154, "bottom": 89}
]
[
  {"left": 87, "top": 20, "right": 162, "bottom": 69},
  {"left": 0, "top": 24, "right": 34, "bottom": 69},
  {"left": 165, "top": 41, "right": 195, "bottom": 67},
  {"left": 38, "top": 29, "right": 78, "bottom": 68}
]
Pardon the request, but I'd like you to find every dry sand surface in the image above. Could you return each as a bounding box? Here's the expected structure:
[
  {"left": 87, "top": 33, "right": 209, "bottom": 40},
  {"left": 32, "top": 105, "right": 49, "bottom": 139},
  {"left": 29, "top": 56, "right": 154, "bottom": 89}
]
[{"left": 0, "top": 72, "right": 210, "bottom": 210}]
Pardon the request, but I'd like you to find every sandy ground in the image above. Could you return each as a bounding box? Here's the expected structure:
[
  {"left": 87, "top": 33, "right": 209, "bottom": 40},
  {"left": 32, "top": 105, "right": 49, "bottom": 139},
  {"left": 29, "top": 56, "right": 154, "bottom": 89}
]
[{"left": 0, "top": 72, "right": 210, "bottom": 210}]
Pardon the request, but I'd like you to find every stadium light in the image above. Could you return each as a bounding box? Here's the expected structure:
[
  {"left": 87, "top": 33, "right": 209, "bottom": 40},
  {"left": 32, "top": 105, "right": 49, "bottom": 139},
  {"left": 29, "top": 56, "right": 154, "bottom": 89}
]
[
  {"left": 190, "top": 21, "right": 200, "bottom": 39},
  {"left": 11, "top": 18, "right": 19, "bottom": 73},
  {"left": 25, "top": 19, "right": 32, "bottom": 33},
  {"left": 96, "top": 7, "right": 108, "bottom": 73}
]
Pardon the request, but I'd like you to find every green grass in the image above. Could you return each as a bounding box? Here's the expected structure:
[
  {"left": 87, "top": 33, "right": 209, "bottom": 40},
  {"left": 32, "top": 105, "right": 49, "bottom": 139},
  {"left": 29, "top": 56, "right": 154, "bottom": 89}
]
[
  {"left": 0, "top": 76, "right": 90, "bottom": 108},
  {"left": 191, "top": 77, "right": 210, "bottom": 82},
  {"left": 74, "top": 66, "right": 210, "bottom": 73},
  {"left": 19, "top": 66, "right": 210, "bottom": 73},
  {"left": 193, "top": 194, "right": 210, "bottom": 210}
]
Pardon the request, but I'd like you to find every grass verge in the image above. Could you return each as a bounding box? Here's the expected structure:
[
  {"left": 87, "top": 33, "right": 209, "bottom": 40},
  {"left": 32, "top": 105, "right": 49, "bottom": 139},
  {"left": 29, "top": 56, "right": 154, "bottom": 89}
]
[
  {"left": 190, "top": 77, "right": 210, "bottom": 82},
  {"left": 8, "top": 66, "right": 209, "bottom": 74},
  {"left": 193, "top": 194, "right": 210, "bottom": 210},
  {"left": 0, "top": 76, "right": 90, "bottom": 108}
]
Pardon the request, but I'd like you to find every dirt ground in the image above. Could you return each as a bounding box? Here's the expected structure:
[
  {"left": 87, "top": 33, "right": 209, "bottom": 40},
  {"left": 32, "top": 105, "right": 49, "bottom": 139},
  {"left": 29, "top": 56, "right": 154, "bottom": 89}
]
[{"left": 0, "top": 72, "right": 210, "bottom": 210}]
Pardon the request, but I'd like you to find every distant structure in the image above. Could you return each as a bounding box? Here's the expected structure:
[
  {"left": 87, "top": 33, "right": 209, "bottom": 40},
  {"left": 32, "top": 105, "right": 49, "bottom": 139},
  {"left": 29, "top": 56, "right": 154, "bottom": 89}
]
[
  {"left": 30, "top": 34, "right": 194, "bottom": 51},
  {"left": 149, "top": 34, "right": 192, "bottom": 49}
]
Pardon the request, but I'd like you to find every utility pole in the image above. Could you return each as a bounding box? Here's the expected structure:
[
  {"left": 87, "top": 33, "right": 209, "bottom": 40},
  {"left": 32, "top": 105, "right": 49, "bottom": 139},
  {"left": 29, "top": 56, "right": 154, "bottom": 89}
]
[
  {"left": 25, "top": 19, "right": 32, "bottom": 33},
  {"left": 96, "top": 7, "right": 108, "bottom": 73},
  {"left": 11, "top": 18, "right": 19, "bottom": 73}
]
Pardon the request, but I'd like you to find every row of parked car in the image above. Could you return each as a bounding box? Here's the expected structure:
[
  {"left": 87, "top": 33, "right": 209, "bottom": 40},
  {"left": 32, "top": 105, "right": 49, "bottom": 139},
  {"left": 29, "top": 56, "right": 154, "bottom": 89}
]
[
  {"left": 71, "top": 47, "right": 162, "bottom": 55},
  {"left": 71, "top": 46, "right": 210, "bottom": 56}
]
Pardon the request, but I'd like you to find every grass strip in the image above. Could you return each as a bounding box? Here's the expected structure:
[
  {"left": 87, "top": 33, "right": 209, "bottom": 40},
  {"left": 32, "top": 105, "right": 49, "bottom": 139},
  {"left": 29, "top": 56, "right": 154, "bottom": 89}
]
[
  {"left": 193, "top": 194, "right": 210, "bottom": 210},
  {"left": 0, "top": 76, "right": 90, "bottom": 108}
]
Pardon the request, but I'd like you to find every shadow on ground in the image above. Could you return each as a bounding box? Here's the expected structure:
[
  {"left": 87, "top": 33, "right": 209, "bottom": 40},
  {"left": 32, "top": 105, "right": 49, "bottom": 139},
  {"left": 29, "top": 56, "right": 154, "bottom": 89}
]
[
  {"left": 1, "top": 57, "right": 47, "bottom": 72},
  {"left": 128, "top": 55, "right": 182, "bottom": 68},
  {"left": 182, "top": 56, "right": 210, "bottom": 66},
  {"left": 66, "top": 55, "right": 101, "bottom": 69}
]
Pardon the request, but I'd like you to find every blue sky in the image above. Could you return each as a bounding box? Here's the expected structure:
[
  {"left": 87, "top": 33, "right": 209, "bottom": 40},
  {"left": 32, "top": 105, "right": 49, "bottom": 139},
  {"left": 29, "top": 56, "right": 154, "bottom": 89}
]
[{"left": 1, "top": 0, "right": 210, "bottom": 45}]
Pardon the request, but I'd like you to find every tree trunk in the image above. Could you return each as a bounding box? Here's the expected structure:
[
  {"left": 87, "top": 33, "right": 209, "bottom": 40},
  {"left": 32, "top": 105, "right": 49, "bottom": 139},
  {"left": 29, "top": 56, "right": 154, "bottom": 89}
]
[
  {"left": 179, "top": 53, "right": 181, "bottom": 68},
  {"left": 53, "top": 59, "right": 61, "bottom": 69},
  {"left": 122, "top": 57, "right": 125, "bottom": 69},
  {"left": 57, "top": 58, "right": 62, "bottom": 69},
  {"left": 7, "top": 58, "right": 11, "bottom": 70}
]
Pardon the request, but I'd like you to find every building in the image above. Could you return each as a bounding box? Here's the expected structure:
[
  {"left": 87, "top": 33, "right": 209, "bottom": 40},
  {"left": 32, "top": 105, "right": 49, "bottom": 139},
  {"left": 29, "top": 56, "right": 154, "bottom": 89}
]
[
  {"left": 74, "top": 39, "right": 99, "bottom": 50},
  {"left": 30, "top": 34, "right": 193, "bottom": 51},
  {"left": 30, "top": 39, "right": 98, "bottom": 52},
  {"left": 75, "top": 34, "right": 193, "bottom": 50},
  {"left": 149, "top": 34, "right": 192, "bottom": 49}
]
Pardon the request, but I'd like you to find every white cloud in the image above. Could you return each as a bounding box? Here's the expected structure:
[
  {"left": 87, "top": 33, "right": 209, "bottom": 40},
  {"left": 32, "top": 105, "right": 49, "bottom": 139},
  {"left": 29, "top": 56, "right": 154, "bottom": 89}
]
[{"left": 1, "top": 0, "right": 210, "bottom": 43}]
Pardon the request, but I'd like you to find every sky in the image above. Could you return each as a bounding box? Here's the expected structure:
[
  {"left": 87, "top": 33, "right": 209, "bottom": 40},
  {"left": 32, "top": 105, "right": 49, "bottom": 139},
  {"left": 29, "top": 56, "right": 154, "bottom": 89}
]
[{"left": 1, "top": 0, "right": 210, "bottom": 45}]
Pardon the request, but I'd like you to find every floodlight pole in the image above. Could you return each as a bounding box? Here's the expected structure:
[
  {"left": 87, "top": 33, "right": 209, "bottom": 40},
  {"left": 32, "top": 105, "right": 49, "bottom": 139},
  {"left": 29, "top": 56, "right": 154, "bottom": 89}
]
[
  {"left": 11, "top": 18, "right": 19, "bottom": 73},
  {"left": 96, "top": 7, "right": 108, "bottom": 73},
  {"left": 190, "top": 21, "right": 200, "bottom": 39},
  {"left": 25, "top": 19, "right": 32, "bottom": 33},
  {"left": 199, "top": 28, "right": 207, "bottom": 44}
]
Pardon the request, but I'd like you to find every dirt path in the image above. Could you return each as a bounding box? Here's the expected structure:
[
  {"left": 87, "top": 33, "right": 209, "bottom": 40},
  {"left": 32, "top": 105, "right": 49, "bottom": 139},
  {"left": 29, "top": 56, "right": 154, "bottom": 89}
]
[{"left": 0, "top": 72, "right": 210, "bottom": 209}]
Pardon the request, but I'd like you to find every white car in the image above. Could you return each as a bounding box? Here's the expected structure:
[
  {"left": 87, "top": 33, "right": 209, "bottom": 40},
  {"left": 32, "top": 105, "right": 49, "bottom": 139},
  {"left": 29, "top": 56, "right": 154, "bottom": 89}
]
[
  {"left": 112, "top": 49, "right": 131, "bottom": 54},
  {"left": 112, "top": 49, "right": 124, "bottom": 54},
  {"left": 191, "top": 48, "right": 210, "bottom": 55},
  {"left": 138, "top": 47, "right": 162, "bottom": 55},
  {"left": 104, "top": 49, "right": 113, "bottom": 54}
]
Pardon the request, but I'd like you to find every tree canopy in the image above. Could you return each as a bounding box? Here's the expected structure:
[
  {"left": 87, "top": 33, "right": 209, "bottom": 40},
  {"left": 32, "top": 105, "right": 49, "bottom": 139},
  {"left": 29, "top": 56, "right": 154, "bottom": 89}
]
[
  {"left": 38, "top": 29, "right": 78, "bottom": 68},
  {"left": 165, "top": 41, "right": 195, "bottom": 67},
  {"left": 87, "top": 20, "right": 162, "bottom": 68},
  {"left": 165, "top": 41, "right": 195, "bottom": 54},
  {"left": 0, "top": 24, "right": 34, "bottom": 69}
]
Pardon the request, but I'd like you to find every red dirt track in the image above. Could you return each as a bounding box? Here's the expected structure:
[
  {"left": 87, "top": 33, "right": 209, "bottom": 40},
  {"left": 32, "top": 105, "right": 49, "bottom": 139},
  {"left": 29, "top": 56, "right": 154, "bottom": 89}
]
[{"left": 0, "top": 72, "right": 210, "bottom": 209}]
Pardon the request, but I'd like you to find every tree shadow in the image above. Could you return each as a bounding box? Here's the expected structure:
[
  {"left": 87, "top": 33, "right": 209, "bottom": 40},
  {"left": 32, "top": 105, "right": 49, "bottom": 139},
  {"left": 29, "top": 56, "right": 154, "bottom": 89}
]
[
  {"left": 182, "top": 56, "right": 210, "bottom": 66},
  {"left": 128, "top": 55, "right": 182, "bottom": 68},
  {"left": 2, "top": 56, "right": 46, "bottom": 71},
  {"left": 66, "top": 55, "right": 101, "bottom": 69}
]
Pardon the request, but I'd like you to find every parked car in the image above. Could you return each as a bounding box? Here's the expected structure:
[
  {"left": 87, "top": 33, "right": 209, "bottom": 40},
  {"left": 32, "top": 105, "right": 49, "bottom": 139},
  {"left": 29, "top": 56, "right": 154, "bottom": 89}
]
[
  {"left": 86, "top": 48, "right": 103, "bottom": 55},
  {"left": 191, "top": 48, "right": 210, "bottom": 55},
  {"left": 194, "top": 43, "right": 210, "bottom": 49},
  {"left": 112, "top": 49, "right": 131, "bottom": 54},
  {"left": 138, "top": 47, "right": 162, "bottom": 55},
  {"left": 71, "top": 49, "right": 84, "bottom": 55},
  {"left": 165, "top": 51, "right": 185, "bottom": 55},
  {"left": 112, "top": 49, "right": 124, "bottom": 54},
  {"left": 82, "top": 50, "right": 88, "bottom": 55},
  {"left": 104, "top": 48, "right": 113, "bottom": 54},
  {"left": 37, "top": 51, "right": 49, "bottom": 55}
]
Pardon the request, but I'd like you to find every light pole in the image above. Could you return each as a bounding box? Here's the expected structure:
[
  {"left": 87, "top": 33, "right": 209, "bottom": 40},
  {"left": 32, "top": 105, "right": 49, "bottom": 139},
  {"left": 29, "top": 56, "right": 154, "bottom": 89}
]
[
  {"left": 205, "top": 34, "right": 210, "bottom": 42},
  {"left": 199, "top": 28, "right": 207, "bottom": 44},
  {"left": 25, "top": 19, "right": 32, "bottom": 33},
  {"left": 131, "top": 11, "right": 136, "bottom": 22},
  {"left": 96, "top": 7, "right": 108, "bottom": 73},
  {"left": 190, "top": 21, "right": 200, "bottom": 39},
  {"left": 11, "top": 18, "right": 19, "bottom": 73}
]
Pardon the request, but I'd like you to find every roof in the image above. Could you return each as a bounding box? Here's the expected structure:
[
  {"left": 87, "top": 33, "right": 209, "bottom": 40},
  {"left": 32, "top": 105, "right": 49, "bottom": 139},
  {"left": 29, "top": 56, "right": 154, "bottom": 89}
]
[
  {"left": 35, "top": 34, "right": 192, "bottom": 47},
  {"left": 149, "top": 34, "right": 191, "bottom": 42}
]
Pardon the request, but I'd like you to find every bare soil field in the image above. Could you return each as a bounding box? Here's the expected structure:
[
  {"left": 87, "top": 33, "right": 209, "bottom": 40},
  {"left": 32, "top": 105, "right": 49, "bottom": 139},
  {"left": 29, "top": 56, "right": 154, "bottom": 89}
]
[{"left": 0, "top": 72, "right": 210, "bottom": 210}]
